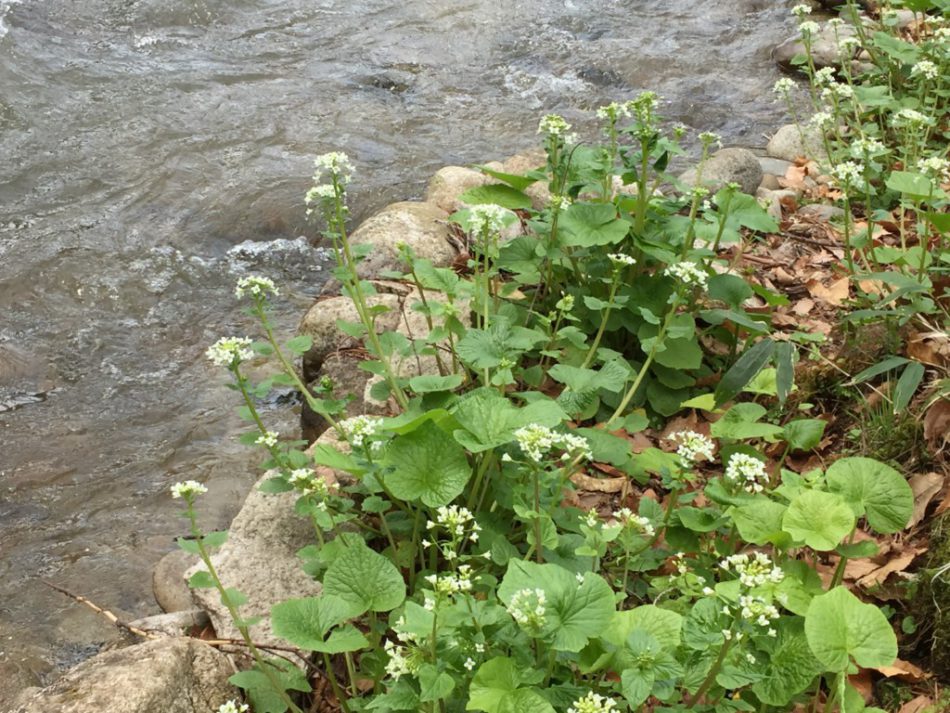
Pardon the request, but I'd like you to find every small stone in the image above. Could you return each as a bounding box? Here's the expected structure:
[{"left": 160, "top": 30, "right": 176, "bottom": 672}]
[
  {"left": 796, "top": 204, "right": 846, "bottom": 221},
  {"left": 757, "top": 156, "right": 793, "bottom": 178},
  {"left": 127, "top": 610, "right": 210, "bottom": 638},
  {"left": 766, "top": 124, "right": 827, "bottom": 163},
  {"left": 678, "top": 147, "right": 764, "bottom": 196},
  {"left": 760, "top": 174, "right": 782, "bottom": 190},
  {"left": 152, "top": 550, "right": 199, "bottom": 614}
]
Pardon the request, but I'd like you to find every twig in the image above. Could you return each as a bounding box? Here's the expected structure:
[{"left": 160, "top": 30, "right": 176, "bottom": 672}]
[{"left": 41, "top": 580, "right": 158, "bottom": 639}]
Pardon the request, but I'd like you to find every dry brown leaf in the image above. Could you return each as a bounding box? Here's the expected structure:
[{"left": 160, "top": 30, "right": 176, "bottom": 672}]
[
  {"left": 908, "top": 472, "right": 945, "bottom": 528},
  {"left": 806, "top": 276, "right": 850, "bottom": 306},
  {"left": 792, "top": 298, "right": 815, "bottom": 316},
  {"left": 780, "top": 164, "right": 808, "bottom": 190},
  {"left": 874, "top": 658, "right": 931, "bottom": 682},
  {"left": 898, "top": 695, "right": 933, "bottom": 713},
  {"left": 906, "top": 330, "right": 950, "bottom": 367},
  {"left": 570, "top": 472, "right": 626, "bottom": 494},
  {"left": 848, "top": 670, "right": 873, "bottom": 703},
  {"left": 855, "top": 547, "right": 925, "bottom": 588},
  {"left": 923, "top": 398, "right": 950, "bottom": 456}
]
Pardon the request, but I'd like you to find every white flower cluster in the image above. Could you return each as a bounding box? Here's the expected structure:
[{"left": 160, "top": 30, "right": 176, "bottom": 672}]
[
  {"left": 234, "top": 275, "right": 278, "bottom": 299},
  {"left": 831, "top": 160, "right": 864, "bottom": 185},
  {"left": 822, "top": 82, "right": 854, "bottom": 100},
  {"left": 255, "top": 431, "right": 279, "bottom": 448},
  {"left": 850, "top": 136, "right": 886, "bottom": 158},
  {"left": 339, "top": 415, "right": 384, "bottom": 448},
  {"left": 467, "top": 204, "right": 512, "bottom": 235},
  {"left": 568, "top": 691, "right": 620, "bottom": 713},
  {"left": 891, "top": 108, "right": 933, "bottom": 127},
  {"left": 596, "top": 101, "right": 631, "bottom": 122},
  {"left": 288, "top": 468, "right": 330, "bottom": 500},
  {"left": 608, "top": 252, "right": 637, "bottom": 267},
  {"left": 205, "top": 336, "right": 254, "bottom": 367},
  {"left": 513, "top": 424, "right": 591, "bottom": 463},
  {"left": 425, "top": 564, "right": 474, "bottom": 600},
  {"left": 724, "top": 453, "right": 767, "bottom": 493},
  {"left": 918, "top": 156, "right": 950, "bottom": 181},
  {"left": 912, "top": 60, "right": 939, "bottom": 80},
  {"left": 813, "top": 67, "right": 836, "bottom": 86},
  {"left": 791, "top": 3, "right": 811, "bottom": 17},
  {"left": 383, "top": 639, "right": 418, "bottom": 679},
  {"left": 582, "top": 509, "right": 601, "bottom": 528},
  {"left": 810, "top": 111, "right": 834, "bottom": 129},
  {"left": 555, "top": 294, "right": 575, "bottom": 312},
  {"left": 551, "top": 195, "right": 572, "bottom": 212},
  {"left": 428, "top": 505, "right": 478, "bottom": 539},
  {"left": 798, "top": 20, "right": 821, "bottom": 37},
  {"left": 612, "top": 507, "right": 655, "bottom": 537},
  {"left": 773, "top": 77, "right": 796, "bottom": 95},
  {"left": 664, "top": 260, "right": 708, "bottom": 290},
  {"left": 721, "top": 552, "right": 784, "bottom": 588},
  {"left": 739, "top": 594, "right": 781, "bottom": 629},
  {"left": 672, "top": 430, "right": 715, "bottom": 463},
  {"left": 217, "top": 701, "right": 249, "bottom": 713},
  {"left": 305, "top": 183, "right": 336, "bottom": 205},
  {"left": 838, "top": 35, "right": 861, "bottom": 53},
  {"left": 698, "top": 131, "right": 722, "bottom": 149},
  {"left": 507, "top": 588, "right": 547, "bottom": 631},
  {"left": 313, "top": 152, "right": 354, "bottom": 182},
  {"left": 538, "top": 114, "right": 571, "bottom": 137},
  {"left": 170, "top": 480, "right": 208, "bottom": 499}
]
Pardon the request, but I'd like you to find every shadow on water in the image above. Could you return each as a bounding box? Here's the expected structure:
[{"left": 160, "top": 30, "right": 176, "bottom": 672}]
[{"left": 0, "top": 0, "right": 796, "bottom": 701}]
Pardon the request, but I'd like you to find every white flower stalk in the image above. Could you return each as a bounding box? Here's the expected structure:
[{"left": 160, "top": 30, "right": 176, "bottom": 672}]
[
  {"left": 608, "top": 252, "right": 637, "bottom": 267},
  {"left": 612, "top": 507, "right": 655, "bottom": 537},
  {"left": 850, "top": 136, "right": 887, "bottom": 158},
  {"left": 217, "top": 702, "right": 250, "bottom": 713},
  {"left": 912, "top": 60, "right": 939, "bottom": 80},
  {"left": 831, "top": 160, "right": 864, "bottom": 186},
  {"left": 738, "top": 594, "right": 781, "bottom": 627},
  {"left": 425, "top": 565, "right": 474, "bottom": 598},
  {"left": 288, "top": 468, "right": 330, "bottom": 500},
  {"left": 513, "top": 424, "right": 591, "bottom": 463},
  {"left": 313, "top": 151, "right": 354, "bottom": 183},
  {"left": 170, "top": 480, "right": 208, "bottom": 499},
  {"left": 596, "top": 101, "right": 631, "bottom": 122},
  {"left": 698, "top": 131, "right": 722, "bottom": 149},
  {"left": 721, "top": 552, "right": 785, "bottom": 588},
  {"left": 205, "top": 336, "right": 255, "bottom": 367},
  {"left": 664, "top": 261, "right": 709, "bottom": 290},
  {"left": 431, "top": 505, "right": 476, "bottom": 536},
  {"left": 724, "top": 453, "right": 768, "bottom": 493},
  {"left": 339, "top": 415, "right": 384, "bottom": 448},
  {"left": 555, "top": 294, "right": 575, "bottom": 312},
  {"left": 568, "top": 691, "right": 620, "bottom": 713},
  {"left": 918, "top": 156, "right": 950, "bottom": 182},
  {"left": 809, "top": 111, "right": 834, "bottom": 129},
  {"left": 773, "top": 78, "right": 796, "bottom": 96},
  {"left": 383, "top": 639, "right": 418, "bottom": 679},
  {"left": 582, "top": 509, "right": 601, "bottom": 528},
  {"left": 538, "top": 114, "right": 571, "bottom": 137},
  {"left": 891, "top": 108, "right": 933, "bottom": 128},
  {"left": 813, "top": 67, "right": 836, "bottom": 86},
  {"left": 798, "top": 20, "right": 821, "bottom": 38},
  {"left": 838, "top": 36, "right": 861, "bottom": 54},
  {"left": 672, "top": 430, "right": 715, "bottom": 463},
  {"left": 466, "top": 204, "right": 512, "bottom": 234},
  {"left": 235, "top": 275, "right": 279, "bottom": 300},
  {"left": 821, "top": 83, "right": 854, "bottom": 100},
  {"left": 791, "top": 3, "right": 812, "bottom": 17},
  {"left": 304, "top": 183, "right": 336, "bottom": 206},
  {"left": 507, "top": 588, "right": 547, "bottom": 632},
  {"left": 551, "top": 195, "right": 572, "bottom": 212}
]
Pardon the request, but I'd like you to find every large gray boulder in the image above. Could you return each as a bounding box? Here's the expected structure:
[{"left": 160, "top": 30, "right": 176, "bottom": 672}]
[
  {"left": 772, "top": 22, "right": 867, "bottom": 73},
  {"left": 766, "top": 123, "right": 827, "bottom": 163},
  {"left": 12, "top": 638, "right": 238, "bottom": 713},
  {"left": 678, "top": 147, "right": 764, "bottom": 196},
  {"left": 425, "top": 165, "right": 496, "bottom": 214}
]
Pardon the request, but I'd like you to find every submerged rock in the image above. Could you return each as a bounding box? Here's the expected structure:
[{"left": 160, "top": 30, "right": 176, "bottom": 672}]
[
  {"left": 678, "top": 147, "right": 763, "bottom": 196},
  {"left": 12, "top": 638, "right": 237, "bottom": 713}
]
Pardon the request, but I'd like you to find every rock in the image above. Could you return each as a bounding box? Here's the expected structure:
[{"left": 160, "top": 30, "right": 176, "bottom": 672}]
[
  {"left": 12, "top": 638, "right": 238, "bottom": 713},
  {"left": 772, "top": 21, "right": 859, "bottom": 72},
  {"left": 128, "top": 610, "right": 210, "bottom": 638},
  {"left": 153, "top": 550, "right": 200, "bottom": 613},
  {"left": 757, "top": 156, "right": 793, "bottom": 178},
  {"left": 301, "top": 352, "right": 378, "bottom": 442},
  {"left": 755, "top": 188, "right": 784, "bottom": 222},
  {"left": 678, "top": 147, "right": 763, "bottom": 196},
  {"left": 184, "top": 467, "right": 324, "bottom": 645},
  {"left": 766, "top": 124, "right": 827, "bottom": 163},
  {"left": 425, "top": 166, "right": 494, "bottom": 214},
  {"left": 298, "top": 291, "right": 402, "bottom": 381},
  {"left": 760, "top": 173, "right": 782, "bottom": 190},
  {"left": 503, "top": 150, "right": 550, "bottom": 209},
  {"left": 796, "top": 203, "right": 846, "bottom": 221},
  {"left": 346, "top": 201, "right": 457, "bottom": 280}
]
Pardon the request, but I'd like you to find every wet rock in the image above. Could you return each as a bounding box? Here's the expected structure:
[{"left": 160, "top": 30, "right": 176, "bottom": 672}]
[
  {"left": 425, "top": 165, "right": 502, "bottom": 214},
  {"left": 766, "top": 124, "right": 827, "bottom": 163},
  {"left": 796, "top": 203, "right": 845, "bottom": 221},
  {"left": 678, "top": 147, "right": 763, "bottom": 196},
  {"left": 152, "top": 550, "right": 199, "bottom": 613},
  {"left": 346, "top": 201, "right": 457, "bottom": 280},
  {"left": 128, "top": 610, "right": 210, "bottom": 638},
  {"left": 772, "top": 23, "right": 869, "bottom": 74},
  {"left": 184, "top": 471, "right": 324, "bottom": 645},
  {"left": 11, "top": 638, "right": 238, "bottom": 713}
]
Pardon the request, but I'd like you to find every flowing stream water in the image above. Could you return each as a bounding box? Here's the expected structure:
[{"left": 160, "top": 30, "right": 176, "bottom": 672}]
[{"left": 0, "top": 0, "right": 797, "bottom": 703}]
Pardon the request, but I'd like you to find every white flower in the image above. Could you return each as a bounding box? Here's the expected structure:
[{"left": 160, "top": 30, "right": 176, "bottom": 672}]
[
  {"left": 918, "top": 156, "right": 950, "bottom": 181},
  {"left": 891, "top": 108, "right": 933, "bottom": 128},
  {"left": 702, "top": 586, "right": 715, "bottom": 596},
  {"left": 339, "top": 415, "right": 384, "bottom": 448},
  {"left": 746, "top": 653, "right": 757, "bottom": 664},
  {"left": 434, "top": 505, "right": 475, "bottom": 537},
  {"left": 664, "top": 261, "right": 708, "bottom": 290},
  {"left": 568, "top": 691, "right": 620, "bottom": 713},
  {"left": 791, "top": 3, "right": 812, "bottom": 17},
  {"left": 773, "top": 77, "right": 796, "bottom": 95},
  {"left": 698, "top": 131, "right": 722, "bottom": 148},
  {"left": 384, "top": 639, "right": 416, "bottom": 679},
  {"left": 596, "top": 102, "right": 631, "bottom": 122},
  {"left": 608, "top": 252, "right": 637, "bottom": 267},
  {"left": 583, "top": 509, "right": 601, "bottom": 529},
  {"left": 672, "top": 430, "right": 715, "bottom": 463},
  {"left": 464, "top": 657, "right": 477, "bottom": 671},
  {"left": 427, "top": 566, "right": 474, "bottom": 598},
  {"left": 738, "top": 594, "right": 781, "bottom": 627},
  {"left": 798, "top": 20, "right": 821, "bottom": 37},
  {"left": 507, "top": 588, "right": 547, "bottom": 631},
  {"left": 850, "top": 137, "right": 886, "bottom": 158},
  {"left": 475, "top": 642, "right": 485, "bottom": 653},
  {"left": 288, "top": 468, "right": 330, "bottom": 498},
  {"left": 831, "top": 160, "right": 864, "bottom": 185},
  {"left": 838, "top": 36, "right": 861, "bottom": 53},
  {"left": 821, "top": 82, "right": 854, "bottom": 100},
  {"left": 555, "top": 294, "right": 575, "bottom": 312},
  {"left": 538, "top": 114, "right": 571, "bottom": 137},
  {"left": 313, "top": 152, "right": 354, "bottom": 183},
  {"left": 205, "top": 336, "right": 254, "bottom": 367},
  {"left": 912, "top": 60, "right": 939, "bottom": 80},
  {"left": 217, "top": 701, "right": 250, "bottom": 713},
  {"left": 466, "top": 203, "right": 512, "bottom": 234},
  {"left": 513, "top": 424, "right": 591, "bottom": 463},
  {"left": 813, "top": 67, "right": 836, "bottom": 86},
  {"left": 235, "top": 275, "right": 279, "bottom": 299},
  {"left": 724, "top": 453, "right": 768, "bottom": 493},
  {"left": 612, "top": 508, "right": 655, "bottom": 537},
  {"left": 255, "top": 431, "right": 279, "bottom": 448},
  {"left": 170, "top": 480, "right": 208, "bottom": 499},
  {"left": 768, "top": 627, "right": 778, "bottom": 637},
  {"left": 551, "top": 195, "right": 572, "bottom": 212},
  {"left": 810, "top": 111, "right": 834, "bottom": 129},
  {"left": 305, "top": 184, "right": 336, "bottom": 205},
  {"left": 721, "top": 552, "right": 785, "bottom": 588},
  {"left": 722, "top": 629, "right": 733, "bottom": 640}
]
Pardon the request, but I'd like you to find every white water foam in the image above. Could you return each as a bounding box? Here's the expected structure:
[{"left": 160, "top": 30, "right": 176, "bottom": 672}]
[{"left": 0, "top": 0, "right": 22, "bottom": 41}]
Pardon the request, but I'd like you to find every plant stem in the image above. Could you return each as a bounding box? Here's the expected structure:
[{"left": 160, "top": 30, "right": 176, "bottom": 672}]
[{"left": 686, "top": 635, "right": 733, "bottom": 708}]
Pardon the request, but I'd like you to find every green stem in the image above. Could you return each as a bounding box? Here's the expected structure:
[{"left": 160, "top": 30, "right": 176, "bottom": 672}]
[
  {"left": 686, "top": 634, "right": 733, "bottom": 708},
  {"left": 581, "top": 276, "right": 621, "bottom": 368}
]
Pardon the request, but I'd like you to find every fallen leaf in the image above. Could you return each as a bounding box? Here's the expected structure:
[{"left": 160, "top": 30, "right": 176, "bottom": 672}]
[
  {"left": 792, "top": 298, "right": 815, "bottom": 316},
  {"left": 780, "top": 164, "right": 808, "bottom": 191},
  {"left": 848, "top": 669, "right": 873, "bottom": 703},
  {"left": 908, "top": 472, "right": 945, "bottom": 528},
  {"left": 874, "top": 658, "right": 931, "bottom": 682},
  {"left": 899, "top": 695, "right": 933, "bottom": 713},
  {"left": 855, "top": 547, "right": 925, "bottom": 588},
  {"left": 806, "top": 276, "right": 850, "bottom": 306},
  {"left": 923, "top": 398, "right": 950, "bottom": 455},
  {"left": 906, "top": 329, "right": 950, "bottom": 367},
  {"left": 570, "top": 472, "right": 626, "bottom": 494}
]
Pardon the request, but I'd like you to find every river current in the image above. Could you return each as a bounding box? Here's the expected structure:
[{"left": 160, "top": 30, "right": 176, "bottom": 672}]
[{"left": 0, "top": 0, "right": 796, "bottom": 703}]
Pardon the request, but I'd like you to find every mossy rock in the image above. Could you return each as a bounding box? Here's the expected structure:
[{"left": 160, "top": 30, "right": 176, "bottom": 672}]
[{"left": 914, "top": 513, "right": 950, "bottom": 679}]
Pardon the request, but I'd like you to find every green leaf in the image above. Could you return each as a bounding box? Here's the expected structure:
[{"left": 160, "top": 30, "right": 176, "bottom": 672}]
[
  {"left": 230, "top": 660, "right": 311, "bottom": 713},
  {"left": 775, "top": 341, "right": 796, "bottom": 404},
  {"left": 384, "top": 420, "right": 471, "bottom": 506},
  {"left": 271, "top": 595, "right": 367, "bottom": 653},
  {"left": 497, "top": 689, "right": 556, "bottom": 713},
  {"left": 548, "top": 361, "right": 628, "bottom": 394},
  {"left": 418, "top": 664, "right": 456, "bottom": 702},
  {"left": 285, "top": 334, "right": 313, "bottom": 355},
  {"left": 460, "top": 184, "right": 532, "bottom": 210},
  {"left": 825, "top": 457, "right": 913, "bottom": 534},
  {"left": 453, "top": 388, "right": 562, "bottom": 452},
  {"left": 782, "top": 419, "right": 827, "bottom": 452},
  {"left": 654, "top": 336, "right": 704, "bottom": 370},
  {"left": 678, "top": 506, "right": 726, "bottom": 533},
  {"left": 467, "top": 657, "right": 523, "bottom": 712},
  {"left": 409, "top": 373, "right": 464, "bottom": 393},
  {"left": 708, "top": 273, "right": 754, "bottom": 308},
  {"left": 559, "top": 203, "right": 631, "bottom": 247},
  {"left": 805, "top": 586, "right": 897, "bottom": 670},
  {"left": 311, "top": 443, "right": 360, "bottom": 472},
  {"left": 605, "top": 605, "right": 683, "bottom": 651},
  {"left": 783, "top": 490, "right": 855, "bottom": 551},
  {"left": 323, "top": 539, "right": 406, "bottom": 615},
  {"left": 731, "top": 499, "right": 789, "bottom": 546},
  {"left": 885, "top": 171, "right": 934, "bottom": 200},
  {"left": 202, "top": 531, "right": 228, "bottom": 548},
  {"left": 849, "top": 356, "right": 911, "bottom": 384},
  {"left": 621, "top": 667, "right": 655, "bottom": 708},
  {"left": 752, "top": 622, "right": 821, "bottom": 706},
  {"left": 893, "top": 361, "right": 925, "bottom": 413},
  {"left": 710, "top": 402, "right": 784, "bottom": 440},
  {"left": 474, "top": 165, "right": 538, "bottom": 191},
  {"left": 715, "top": 339, "right": 774, "bottom": 407},
  {"left": 188, "top": 570, "right": 216, "bottom": 589}
]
